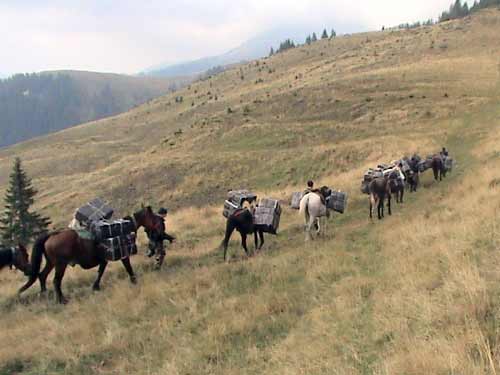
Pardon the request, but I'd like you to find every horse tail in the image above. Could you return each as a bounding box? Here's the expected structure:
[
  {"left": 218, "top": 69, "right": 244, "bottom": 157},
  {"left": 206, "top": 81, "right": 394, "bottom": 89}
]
[
  {"left": 30, "top": 233, "right": 50, "bottom": 278},
  {"left": 299, "top": 194, "right": 309, "bottom": 218},
  {"left": 222, "top": 219, "right": 233, "bottom": 247}
]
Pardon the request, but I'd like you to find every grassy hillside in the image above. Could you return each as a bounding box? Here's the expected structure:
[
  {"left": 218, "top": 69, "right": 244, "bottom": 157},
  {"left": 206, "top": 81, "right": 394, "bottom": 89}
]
[
  {"left": 0, "top": 71, "right": 191, "bottom": 147},
  {"left": 0, "top": 9, "right": 500, "bottom": 374}
]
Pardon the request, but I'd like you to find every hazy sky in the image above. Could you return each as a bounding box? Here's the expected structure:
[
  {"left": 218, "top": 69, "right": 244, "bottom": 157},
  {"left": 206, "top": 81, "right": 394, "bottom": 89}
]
[{"left": 1, "top": 0, "right": 462, "bottom": 75}]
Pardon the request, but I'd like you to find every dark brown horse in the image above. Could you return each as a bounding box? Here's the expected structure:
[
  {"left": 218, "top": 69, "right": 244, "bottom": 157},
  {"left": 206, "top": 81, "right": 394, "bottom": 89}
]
[
  {"left": 0, "top": 244, "right": 31, "bottom": 275},
  {"left": 431, "top": 155, "right": 445, "bottom": 181},
  {"left": 222, "top": 208, "right": 265, "bottom": 262},
  {"left": 388, "top": 171, "right": 404, "bottom": 204},
  {"left": 18, "top": 206, "right": 160, "bottom": 304},
  {"left": 369, "top": 177, "right": 392, "bottom": 220},
  {"left": 404, "top": 169, "right": 419, "bottom": 192}
]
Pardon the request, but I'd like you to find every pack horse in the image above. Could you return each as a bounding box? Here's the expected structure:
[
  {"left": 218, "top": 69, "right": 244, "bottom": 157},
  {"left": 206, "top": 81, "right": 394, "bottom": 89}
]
[{"left": 18, "top": 205, "right": 162, "bottom": 304}]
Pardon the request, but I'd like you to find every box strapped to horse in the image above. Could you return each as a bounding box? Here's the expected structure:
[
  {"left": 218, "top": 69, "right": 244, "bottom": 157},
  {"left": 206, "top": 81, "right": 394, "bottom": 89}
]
[
  {"left": 223, "top": 190, "right": 258, "bottom": 218},
  {"left": 444, "top": 156, "right": 454, "bottom": 172},
  {"left": 326, "top": 190, "right": 348, "bottom": 214},
  {"left": 73, "top": 198, "right": 138, "bottom": 262},
  {"left": 75, "top": 198, "right": 114, "bottom": 227},
  {"left": 254, "top": 198, "right": 282, "bottom": 234},
  {"left": 361, "top": 168, "right": 383, "bottom": 194},
  {"left": 290, "top": 191, "right": 305, "bottom": 209}
]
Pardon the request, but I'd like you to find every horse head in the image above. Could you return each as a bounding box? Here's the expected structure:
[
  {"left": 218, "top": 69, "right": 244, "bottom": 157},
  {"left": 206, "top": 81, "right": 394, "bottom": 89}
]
[
  {"left": 133, "top": 206, "right": 165, "bottom": 239},
  {"left": 242, "top": 200, "right": 256, "bottom": 214},
  {"left": 13, "top": 244, "right": 32, "bottom": 276}
]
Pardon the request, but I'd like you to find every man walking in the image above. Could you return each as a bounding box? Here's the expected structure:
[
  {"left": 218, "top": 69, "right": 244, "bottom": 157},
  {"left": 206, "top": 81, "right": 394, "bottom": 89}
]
[{"left": 146, "top": 207, "right": 175, "bottom": 268}]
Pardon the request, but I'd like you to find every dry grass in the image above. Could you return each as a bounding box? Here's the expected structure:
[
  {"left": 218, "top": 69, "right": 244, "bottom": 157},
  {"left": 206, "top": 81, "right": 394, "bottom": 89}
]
[{"left": 0, "top": 9, "right": 500, "bottom": 375}]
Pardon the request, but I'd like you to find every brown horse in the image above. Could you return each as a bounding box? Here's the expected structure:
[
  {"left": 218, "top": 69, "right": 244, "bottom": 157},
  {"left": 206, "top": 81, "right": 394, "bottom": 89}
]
[
  {"left": 404, "top": 169, "right": 419, "bottom": 193},
  {"left": 369, "top": 177, "right": 392, "bottom": 220},
  {"left": 18, "top": 206, "right": 160, "bottom": 304},
  {"left": 388, "top": 171, "right": 404, "bottom": 204},
  {"left": 0, "top": 244, "right": 31, "bottom": 275},
  {"left": 222, "top": 208, "right": 263, "bottom": 262},
  {"left": 431, "top": 155, "right": 445, "bottom": 181}
]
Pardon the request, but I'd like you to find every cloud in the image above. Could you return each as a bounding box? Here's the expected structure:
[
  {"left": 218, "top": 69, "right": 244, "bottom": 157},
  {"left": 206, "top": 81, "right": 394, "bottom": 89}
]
[{"left": 0, "top": 0, "right": 465, "bottom": 75}]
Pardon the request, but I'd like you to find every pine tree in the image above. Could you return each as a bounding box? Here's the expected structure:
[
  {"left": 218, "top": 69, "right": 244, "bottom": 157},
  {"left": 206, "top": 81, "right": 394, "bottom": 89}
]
[
  {"left": 0, "top": 158, "right": 51, "bottom": 245},
  {"left": 269, "top": 47, "right": 274, "bottom": 56},
  {"left": 312, "top": 33, "right": 318, "bottom": 42},
  {"left": 276, "top": 39, "right": 296, "bottom": 53},
  {"left": 321, "top": 29, "right": 328, "bottom": 39},
  {"left": 306, "top": 35, "right": 312, "bottom": 45},
  {"left": 462, "top": 1, "right": 469, "bottom": 15},
  {"left": 330, "top": 29, "right": 337, "bottom": 39}
]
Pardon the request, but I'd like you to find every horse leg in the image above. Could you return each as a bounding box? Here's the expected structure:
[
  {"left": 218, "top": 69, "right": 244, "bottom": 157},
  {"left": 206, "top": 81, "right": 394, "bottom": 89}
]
[
  {"left": 304, "top": 215, "right": 313, "bottom": 241},
  {"left": 18, "top": 274, "right": 40, "bottom": 295},
  {"left": 378, "top": 197, "right": 383, "bottom": 220},
  {"left": 121, "top": 257, "right": 137, "bottom": 284},
  {"left": 387, "top": 194, "right": 392, "bottom": 216},
  {"left": 258, "top": 230, "right": 265, "bottom": 250},
  {"left": 18, "top": 258, "right": 52, "bottom": 296},
  {"left": 92, "top": 261, "right": 108, "bottom": 291},
  {"left": 369, "top": 195, "right": 375, "bottom": 220},
  {"left": 241, "top": 233, "right": 249, "bottom": 257},
  {"left": 39, "top": 260, "right": 54, "bottom": 293},
  {"left": 53, "top": 263, "right": 68, "bottom": 304},
  {"left": 254, "top": 231, "right": 259, "bottom": 252}
]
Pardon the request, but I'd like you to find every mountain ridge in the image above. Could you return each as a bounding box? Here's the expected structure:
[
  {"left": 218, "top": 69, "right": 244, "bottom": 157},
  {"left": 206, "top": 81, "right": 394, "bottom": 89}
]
[{"left": 143, "top": 25, "right": 324, "bottom": 77}]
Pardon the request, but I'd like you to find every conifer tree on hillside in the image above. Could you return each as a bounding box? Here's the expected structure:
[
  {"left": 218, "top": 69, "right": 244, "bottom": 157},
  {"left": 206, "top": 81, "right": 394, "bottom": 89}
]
[
  {"left": 330, "top": 29, "right": 337, "bottom": 39},
  {"left": 306, "top": 35, "right": 312, "bottom": 45},
  {"left": 276, "top": 39, "right": 296, "bottom": 53},
  {"left": 0, "top": 158, "right": 51, "bottom": 245},
  {"left": 269, "top": 47, "right": 274, "bottom": 56},
  {"left": 312, "top": 32, "right": 318, "bottom": 42},
  {"left": 321, "top": 29, "right": 328, "bottom": 39},
  {"left": 438, "top": 0, "right": 499, "bottom": 22}
]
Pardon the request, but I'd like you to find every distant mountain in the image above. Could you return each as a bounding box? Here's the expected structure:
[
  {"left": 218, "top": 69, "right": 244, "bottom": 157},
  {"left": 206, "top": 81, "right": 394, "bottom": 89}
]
[
  {"left": 144, "top": 26, "right": 315, "bottom": 77},
  {"left": 0, "top": 70, "right": 191, "bottom": 147}
]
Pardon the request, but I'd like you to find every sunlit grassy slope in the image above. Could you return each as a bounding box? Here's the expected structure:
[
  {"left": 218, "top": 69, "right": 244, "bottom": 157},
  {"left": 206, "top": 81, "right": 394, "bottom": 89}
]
[{"left": 0, "top": 9, "right": 500, "bottom": 374}]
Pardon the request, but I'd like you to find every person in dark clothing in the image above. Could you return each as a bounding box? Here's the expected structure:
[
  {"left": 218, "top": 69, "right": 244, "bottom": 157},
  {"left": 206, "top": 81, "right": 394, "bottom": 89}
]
[
  {"left": 440, "top": 147, "right": 449, "bottom": 158},
  {"left": 305, "top": 180, "right": 329, "bottom": 207},
  {"left": 305, "top": 180, "right": 314, "bottom": 194},
  {"left": 146, "top": 207, "right": 175, "bottom": 268}
]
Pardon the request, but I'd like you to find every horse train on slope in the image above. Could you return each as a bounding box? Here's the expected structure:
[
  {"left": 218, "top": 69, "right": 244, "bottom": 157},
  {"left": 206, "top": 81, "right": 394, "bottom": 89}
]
[{"left": 0, "top": 148, "right": 453, "bottom": 304}]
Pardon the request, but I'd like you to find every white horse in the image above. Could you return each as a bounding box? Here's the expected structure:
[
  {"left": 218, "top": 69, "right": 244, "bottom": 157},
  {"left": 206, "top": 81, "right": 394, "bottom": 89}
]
[{"left": 299, "top": 192, "right": 329, "bottom": 240}]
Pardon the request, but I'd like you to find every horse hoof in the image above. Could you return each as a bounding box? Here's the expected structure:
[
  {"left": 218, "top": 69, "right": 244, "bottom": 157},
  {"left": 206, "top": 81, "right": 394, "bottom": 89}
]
[
  {"left": 92, "top": 285, "right": 100, "bottom": 291},
  {"left": 130, "top": 276, "right": 138, "bottom": 284},
  {"left": 58, "top": 297, "right": 69, "bottom": 305}
]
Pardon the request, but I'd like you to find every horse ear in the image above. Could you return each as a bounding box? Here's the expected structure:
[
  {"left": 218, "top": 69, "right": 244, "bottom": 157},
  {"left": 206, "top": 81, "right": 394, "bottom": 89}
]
[{"left": 147, "top": 206, "right": 153, "bottom": 213}]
